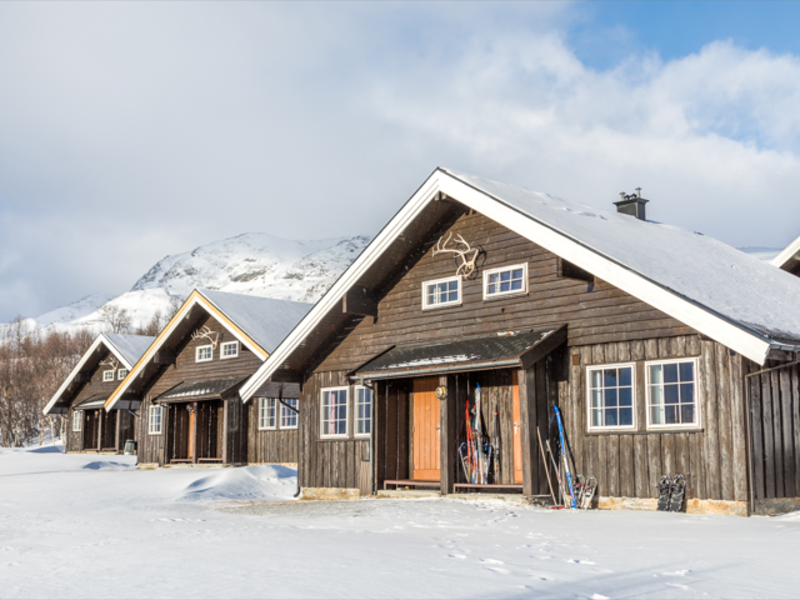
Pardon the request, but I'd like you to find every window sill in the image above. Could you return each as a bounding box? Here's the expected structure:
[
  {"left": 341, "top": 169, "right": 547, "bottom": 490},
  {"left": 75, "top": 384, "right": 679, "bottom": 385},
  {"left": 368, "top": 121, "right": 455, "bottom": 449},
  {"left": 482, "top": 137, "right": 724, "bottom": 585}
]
[
  {"left": 482, "top": 291, "right": 529, "bottom": 302},
  {"left": 585, "top": 428, "right": 704, "bottom": 436},
  {"left": 422, "top": 303, "right": 462, "bottom": 311}
]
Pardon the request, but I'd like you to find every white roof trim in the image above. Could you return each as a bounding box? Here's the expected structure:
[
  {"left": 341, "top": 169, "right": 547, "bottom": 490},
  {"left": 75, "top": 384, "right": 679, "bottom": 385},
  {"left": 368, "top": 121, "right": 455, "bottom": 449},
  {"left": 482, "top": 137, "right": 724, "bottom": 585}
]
[
  {"left": 772, "top": 234, "right": 800, "bottom": 269},
  {"left": 105, "top": 290, "right": 268, "bottom": 412},
  {"left": 240, "top": 170, "right": 777, "bottom": 402},
  {"left": 42, "top": 333, "right": 136, "bottom": 415}
]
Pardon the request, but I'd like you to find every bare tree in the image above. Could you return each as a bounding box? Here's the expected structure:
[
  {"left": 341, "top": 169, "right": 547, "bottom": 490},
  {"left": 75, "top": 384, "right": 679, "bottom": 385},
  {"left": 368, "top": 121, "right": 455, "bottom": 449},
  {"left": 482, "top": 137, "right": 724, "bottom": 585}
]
[{"left": 99, "top": 304, "right": 132, "bottom": 334}]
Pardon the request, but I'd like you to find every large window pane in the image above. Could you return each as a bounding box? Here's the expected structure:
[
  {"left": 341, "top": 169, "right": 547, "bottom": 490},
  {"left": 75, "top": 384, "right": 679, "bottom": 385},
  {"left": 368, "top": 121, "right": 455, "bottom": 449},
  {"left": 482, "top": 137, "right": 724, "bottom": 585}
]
[
  {"left": 664, "top": 385, "right": 680, "bottom": 405},
  {"left": 588, "top": 365, "right": 634, "bottom": 429}
]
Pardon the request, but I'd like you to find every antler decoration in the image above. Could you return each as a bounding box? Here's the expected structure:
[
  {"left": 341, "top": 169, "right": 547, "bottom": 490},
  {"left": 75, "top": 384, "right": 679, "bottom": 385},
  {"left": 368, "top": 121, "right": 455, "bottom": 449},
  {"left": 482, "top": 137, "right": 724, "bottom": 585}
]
[
  {"left": 100, "top": 356, "right": 119, "bottom": 371},
  {"left": 432, "top": 232, "right": 480, "bottom": 278},
  {"left": 191, "top": 325, "right": 219, "bottom": 349}
]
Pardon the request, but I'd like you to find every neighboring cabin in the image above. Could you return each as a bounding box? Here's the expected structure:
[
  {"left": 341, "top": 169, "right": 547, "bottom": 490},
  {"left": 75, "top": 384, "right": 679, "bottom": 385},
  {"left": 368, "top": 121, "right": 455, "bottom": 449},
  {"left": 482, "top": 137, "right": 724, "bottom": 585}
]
[
  {"left": 105, "top": 289, "right": 311, "bottom": 468},
  {"left": 240, "top": 168, "right": 800, "bottom": 516},
  {"left": 43, "top": 333, "right": 154, "bottom": 454},
  {"left": 772, "top": 235, "right": 800, "bottom": 277}
]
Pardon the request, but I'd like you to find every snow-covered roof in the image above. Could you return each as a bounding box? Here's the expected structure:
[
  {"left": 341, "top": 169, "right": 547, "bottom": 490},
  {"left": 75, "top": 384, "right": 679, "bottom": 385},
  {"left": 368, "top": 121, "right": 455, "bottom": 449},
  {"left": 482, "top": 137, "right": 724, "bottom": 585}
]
[
  {"left": 771, "top": 234, "right": 800, "bottom": 270},
  {"left": 42, "top": 332, "right": 155, "bottom": 415},
  {"left": 198, "top": 289, "right": 313, "bottom": 355},
  {"left": 104, "top": 333, "right": 156, "bottom": 369},
  {"left": 105, "top": 289, "right": 312, "bottom": 411},
  {"left": 239, "top": 168, "right": 800, "bottom": 400}
]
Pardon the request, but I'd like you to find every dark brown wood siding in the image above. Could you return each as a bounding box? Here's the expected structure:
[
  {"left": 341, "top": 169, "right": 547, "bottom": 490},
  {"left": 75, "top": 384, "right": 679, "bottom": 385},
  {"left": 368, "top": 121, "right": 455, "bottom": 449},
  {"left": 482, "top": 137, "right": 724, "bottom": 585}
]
[
  {"left": 313, "top": 210, "right": 693, "bottom": 374},
  {"left": 135, "top": 313, "right": 263, "bottom": 464},
  {"left": 299, "top": 371, "right": 369, "bottom": 489},
  {"left": 748, "top": 361, "right": 800, "bottom": 501},
  {"left": 562, "top": 335, "right": 749, "bottom": 502},
  {"left": 247, "top": 401, "right": 300, "bottom": 464},
  {"left": 66, "top": 347, "right": 128, "bottom": 453}
]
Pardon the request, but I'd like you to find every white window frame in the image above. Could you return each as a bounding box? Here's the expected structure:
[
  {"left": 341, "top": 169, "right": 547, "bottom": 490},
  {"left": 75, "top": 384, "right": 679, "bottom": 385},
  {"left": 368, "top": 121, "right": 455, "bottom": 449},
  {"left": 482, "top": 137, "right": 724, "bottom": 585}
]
[
  {"left": 72, "top": 409, "right": 82, "bottom": 432},
  {"left": 645, "top": 357, "right": 702, "bottom": 431},
  {"left": 258, "top": 397, "right": 277, "bottom": 430},
  {"left": 320, "top": 386, "right": 349, "bottom": 439},
  {"left": 148, "top": 405, "right": 163, "bottom": 435},
  {"left": 421, "top": 276, "right": 462, "bottom": 310},
  {"left": 483, "top": 263, "right": 528, "bottom": 300},
  {"left": 220, "top": 341, "right": 239, "bottom": 359},
  {"left": 280, "top": 398, "right": 299, "bottom": 430},
  {"left": 117, "top": 368, "right": 128, "bottom": 380},
  {"left": 195, "top": 345, "right": 213, "bottom": 363},
  {"left": 355, "top": 386, "right": 373, "bottom": 438},
  {"left": 586, "top": 362, "right": 637, "bottom": 432},
  {"left": 102, "top": 370, "right": 115, "bottom": 382}
]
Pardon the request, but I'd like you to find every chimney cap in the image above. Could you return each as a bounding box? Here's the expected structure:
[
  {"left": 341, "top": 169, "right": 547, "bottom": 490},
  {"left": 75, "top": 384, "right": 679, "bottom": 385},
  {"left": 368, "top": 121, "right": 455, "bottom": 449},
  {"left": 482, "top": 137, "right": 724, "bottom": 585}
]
[{"left": 613, "top": 189, "right": 649, "bottom": 220}]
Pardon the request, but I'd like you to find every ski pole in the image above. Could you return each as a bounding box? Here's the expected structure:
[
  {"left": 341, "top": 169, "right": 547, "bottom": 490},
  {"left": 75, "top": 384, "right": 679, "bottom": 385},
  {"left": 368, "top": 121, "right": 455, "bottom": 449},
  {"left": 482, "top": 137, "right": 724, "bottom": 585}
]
[
  {"left": 553, "top": 406, "right": 577, "bottom": 509},
  {"left": 537, "top": 427, "right": 557, "bottom": 506}
]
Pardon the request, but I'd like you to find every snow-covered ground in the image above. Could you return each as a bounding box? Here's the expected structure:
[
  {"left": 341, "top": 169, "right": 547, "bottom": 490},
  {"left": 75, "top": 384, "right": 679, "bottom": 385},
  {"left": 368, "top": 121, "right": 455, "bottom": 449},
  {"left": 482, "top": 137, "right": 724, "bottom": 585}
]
[{"left": 1, "top": 447, "right": 798, "bottom": 599}]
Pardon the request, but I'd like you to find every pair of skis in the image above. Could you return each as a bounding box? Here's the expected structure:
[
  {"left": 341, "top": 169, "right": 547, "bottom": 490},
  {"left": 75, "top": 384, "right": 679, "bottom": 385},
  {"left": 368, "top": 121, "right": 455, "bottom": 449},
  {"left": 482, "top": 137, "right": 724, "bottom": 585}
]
[
  {"left": 657, "top": 474, "right": 686, "bottom": 512},
  {"left": 460, "top": 384, "right": 494, "bottom": 484},
  {"left": 542, "top": 407, "right": 598, "bottom": 509}
]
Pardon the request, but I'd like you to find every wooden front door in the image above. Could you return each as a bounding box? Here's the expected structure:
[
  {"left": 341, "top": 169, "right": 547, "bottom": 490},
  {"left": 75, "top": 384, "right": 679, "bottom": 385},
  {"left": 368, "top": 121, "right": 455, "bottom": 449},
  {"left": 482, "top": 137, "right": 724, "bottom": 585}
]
[
  {"left": 412, "top": 378, "right": 440, "bottom": 481},
  {"left": 188, "top": 407, "right": 195, "bottom": 459},
  {"left": 512, "top": 371, "right": 523, "bottom": 484}
]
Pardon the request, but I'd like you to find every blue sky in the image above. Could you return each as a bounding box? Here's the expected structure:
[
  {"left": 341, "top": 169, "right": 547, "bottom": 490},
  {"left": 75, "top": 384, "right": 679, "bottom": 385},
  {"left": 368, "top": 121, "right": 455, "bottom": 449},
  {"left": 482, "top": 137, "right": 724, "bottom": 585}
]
[
  {"left": 1, "top": 2, "right": 799, "bottom": 321},
  {"left": 572, "top": 1, "right": 800, "bottom": 68}
]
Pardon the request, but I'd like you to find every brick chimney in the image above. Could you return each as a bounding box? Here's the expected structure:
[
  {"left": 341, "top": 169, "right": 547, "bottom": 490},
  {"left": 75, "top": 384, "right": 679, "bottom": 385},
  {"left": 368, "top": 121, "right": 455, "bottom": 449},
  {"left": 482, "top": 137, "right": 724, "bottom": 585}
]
[{"left": 614, "top": 188, "right": 649, "bottom": 221}]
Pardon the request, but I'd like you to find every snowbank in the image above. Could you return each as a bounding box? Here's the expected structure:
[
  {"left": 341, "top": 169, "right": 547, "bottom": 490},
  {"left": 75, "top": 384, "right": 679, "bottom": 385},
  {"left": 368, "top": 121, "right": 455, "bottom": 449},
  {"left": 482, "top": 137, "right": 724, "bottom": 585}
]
[{"left": 179, "top": 464, "right": 297, "bottom": 503}]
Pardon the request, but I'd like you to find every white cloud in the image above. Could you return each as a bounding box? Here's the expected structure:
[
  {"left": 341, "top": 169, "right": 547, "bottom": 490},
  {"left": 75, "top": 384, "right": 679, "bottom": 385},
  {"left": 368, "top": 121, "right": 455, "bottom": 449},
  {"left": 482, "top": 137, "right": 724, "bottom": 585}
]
[{"left": 0, "top": 3, "right": 798, "bottom": 319}]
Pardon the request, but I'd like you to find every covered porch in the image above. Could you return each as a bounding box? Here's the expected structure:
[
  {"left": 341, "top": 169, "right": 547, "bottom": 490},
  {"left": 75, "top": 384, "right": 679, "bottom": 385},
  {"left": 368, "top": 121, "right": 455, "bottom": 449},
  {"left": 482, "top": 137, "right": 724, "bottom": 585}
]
[
  {"left": 158, "top": 377, "right": 247, "bottom": 466},
  {"left": 356, "top": 325, "right": 567, "bottom": 497},
  {"left": 75, "top": 395, "right": 118, "bottom": 453}
]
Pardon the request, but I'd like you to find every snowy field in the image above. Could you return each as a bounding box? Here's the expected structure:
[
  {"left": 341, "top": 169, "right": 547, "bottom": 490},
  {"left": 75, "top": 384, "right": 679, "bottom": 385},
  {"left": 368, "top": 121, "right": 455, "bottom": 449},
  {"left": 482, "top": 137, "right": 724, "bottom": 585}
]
[{"left": 1, "top": 447, "right": 798, "bottom": 599}]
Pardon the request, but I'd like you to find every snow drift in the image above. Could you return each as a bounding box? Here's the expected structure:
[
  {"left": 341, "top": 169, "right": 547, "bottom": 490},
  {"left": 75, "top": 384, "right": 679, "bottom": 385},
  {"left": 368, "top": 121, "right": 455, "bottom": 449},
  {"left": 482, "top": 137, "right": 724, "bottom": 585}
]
[{"left": 179, "top": 465, "right": 297, "bottom": 503}]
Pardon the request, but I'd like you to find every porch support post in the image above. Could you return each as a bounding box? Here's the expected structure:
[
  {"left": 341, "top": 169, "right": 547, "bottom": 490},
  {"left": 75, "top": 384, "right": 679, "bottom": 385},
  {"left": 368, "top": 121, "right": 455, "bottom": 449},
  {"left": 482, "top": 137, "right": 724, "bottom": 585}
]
[
  {"left": 518, "top": 368, "right": 539, "bottom": 497},
  {"left": 222, "top": 399, "right": 229, "bottom": 465},
  {"left": 439, "top": 375, "right": 455, "bottom": 495},
  {"left": 97, "top": 410, "right": 103, "bottom": 451},
  {"left": 192, "top": 402, "right": 199, "bottom": 464},
  {"left": 160, "top": 402, "right": 169, "bottom": 467},
  {"left": 114, "top": 410, "right": 121, "bottom": 453}
]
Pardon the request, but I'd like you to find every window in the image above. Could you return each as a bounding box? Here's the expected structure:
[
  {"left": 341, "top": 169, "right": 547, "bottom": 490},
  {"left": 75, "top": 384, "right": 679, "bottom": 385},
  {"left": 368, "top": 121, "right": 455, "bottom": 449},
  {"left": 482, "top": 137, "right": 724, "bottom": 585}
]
[
  {"left": 148, "top": 405, "right": 163, "bottom": 435},
  {"left": 117, "top": 368, "right": 128, "bottom": 380},
  {"left": 195, "top": 345, "right": 213, "bottom": 362},
  {"left": 587, "top": 363, "right": 635, "bottom": 431},
  {"left": 72, "top": 410, "right": 82, "bottom": 432},
  {"left": 355, "top": 386, "right": 373, "bottom": 437},
  {"left": 258, "top": 398, "right": 277, "bottom": 430},
  {"left": 422, "top": 276, "right": 461, "bottom": 309},
  {"left": 102, "top": 370, "right": 115, "bottom": 382},
  {"left": 221, "top": 341, "right": 239, "bottom": 359},
  {"left": 320, "top": 387, "right": 348, "bottom": 437},
  {"left": 280, "top": 398, "right": 299, "bottom": 429},
  {"left": 647, "top": 359, "right": 700, "bottom": 428},
  {"left": 483, "top": 264, "right": 528, "bottom": 299}
]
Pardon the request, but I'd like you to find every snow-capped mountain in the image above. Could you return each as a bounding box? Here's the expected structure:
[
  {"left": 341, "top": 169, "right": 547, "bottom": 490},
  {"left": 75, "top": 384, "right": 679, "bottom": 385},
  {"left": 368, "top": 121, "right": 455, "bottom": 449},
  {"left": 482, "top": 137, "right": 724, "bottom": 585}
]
[{"left": 18, "top": 232, "right": 371, "bottom": 334}]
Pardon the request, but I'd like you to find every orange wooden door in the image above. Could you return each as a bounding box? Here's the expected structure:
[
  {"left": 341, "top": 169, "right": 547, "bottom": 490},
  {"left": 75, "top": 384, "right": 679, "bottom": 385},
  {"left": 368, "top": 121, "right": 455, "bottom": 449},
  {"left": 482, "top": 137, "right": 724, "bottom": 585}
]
[
  {"left": 188, "top": 408, "right": 195, "bottom": 459},
  {"left": 512, "top": 372, "right": 523, "bottom": 484},
  {"left": 413, "top": 378, "right": 440, "bottom": 481}
]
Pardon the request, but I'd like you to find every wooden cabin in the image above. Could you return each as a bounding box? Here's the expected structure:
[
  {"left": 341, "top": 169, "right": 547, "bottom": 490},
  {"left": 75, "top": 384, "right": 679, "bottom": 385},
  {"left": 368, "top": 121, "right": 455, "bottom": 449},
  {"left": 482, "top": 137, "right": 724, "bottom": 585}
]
[
  {"left": 105, "top": 289, "right": 311, "bottom": 468},
  {"left": 43, "top": 333, "right": 154, "bottom": 454},
  {"left": 240, "top": 168, "right": 800, "bottom": 515}
]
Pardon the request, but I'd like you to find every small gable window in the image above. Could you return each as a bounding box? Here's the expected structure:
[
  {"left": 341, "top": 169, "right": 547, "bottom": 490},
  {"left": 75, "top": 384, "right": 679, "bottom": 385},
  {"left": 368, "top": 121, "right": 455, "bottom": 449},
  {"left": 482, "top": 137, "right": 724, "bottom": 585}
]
[
  {"left": 117, "top": 368, "right": 128, "bottom": 380},
  {"left": 422, "top": 276, "right": 461, "bottom": 310},
  {"left": 196, "top": 345, "right": 213, "bottom": 362},
  {"left": 102, "top": 370, "right": 115, "bottom": 382},
  {"left": 72, "top": 410, "right": 82, "bottom": 432},
  {"left": 483, "top": 264, "right": 527, "bottom": 299},
  {"left": 221, "top": 341, "right": 239, "bottom": 359},
  {"left": 148, "top": 405, "right": 163, "bottom": 435}
]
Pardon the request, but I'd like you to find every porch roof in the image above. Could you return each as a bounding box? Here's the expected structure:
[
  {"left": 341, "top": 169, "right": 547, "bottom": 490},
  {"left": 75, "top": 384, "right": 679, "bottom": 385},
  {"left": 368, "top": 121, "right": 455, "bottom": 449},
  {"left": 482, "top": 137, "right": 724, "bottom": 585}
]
[
  {"left": 157, "top": 376, "right": 247, "bottom": 403},
  {"left": 75, "top": 395, "right": 108, "bottom": 410},
  {"left": 354, "top": 325, "right": 566, "bottom": 380}
]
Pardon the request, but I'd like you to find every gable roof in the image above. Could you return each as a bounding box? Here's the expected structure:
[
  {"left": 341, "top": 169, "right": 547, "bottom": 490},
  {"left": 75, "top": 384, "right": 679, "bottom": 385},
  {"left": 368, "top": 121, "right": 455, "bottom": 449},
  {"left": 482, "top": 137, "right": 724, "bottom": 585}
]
[
  {"left": 104, "top": 289, "right": 312, "bottom": 411},
  {"left": 240, "top": 168, "right": 800, "bottom": 400},
  {"left": 42, "top": 332, "right": 155, "bottom": 415}
]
